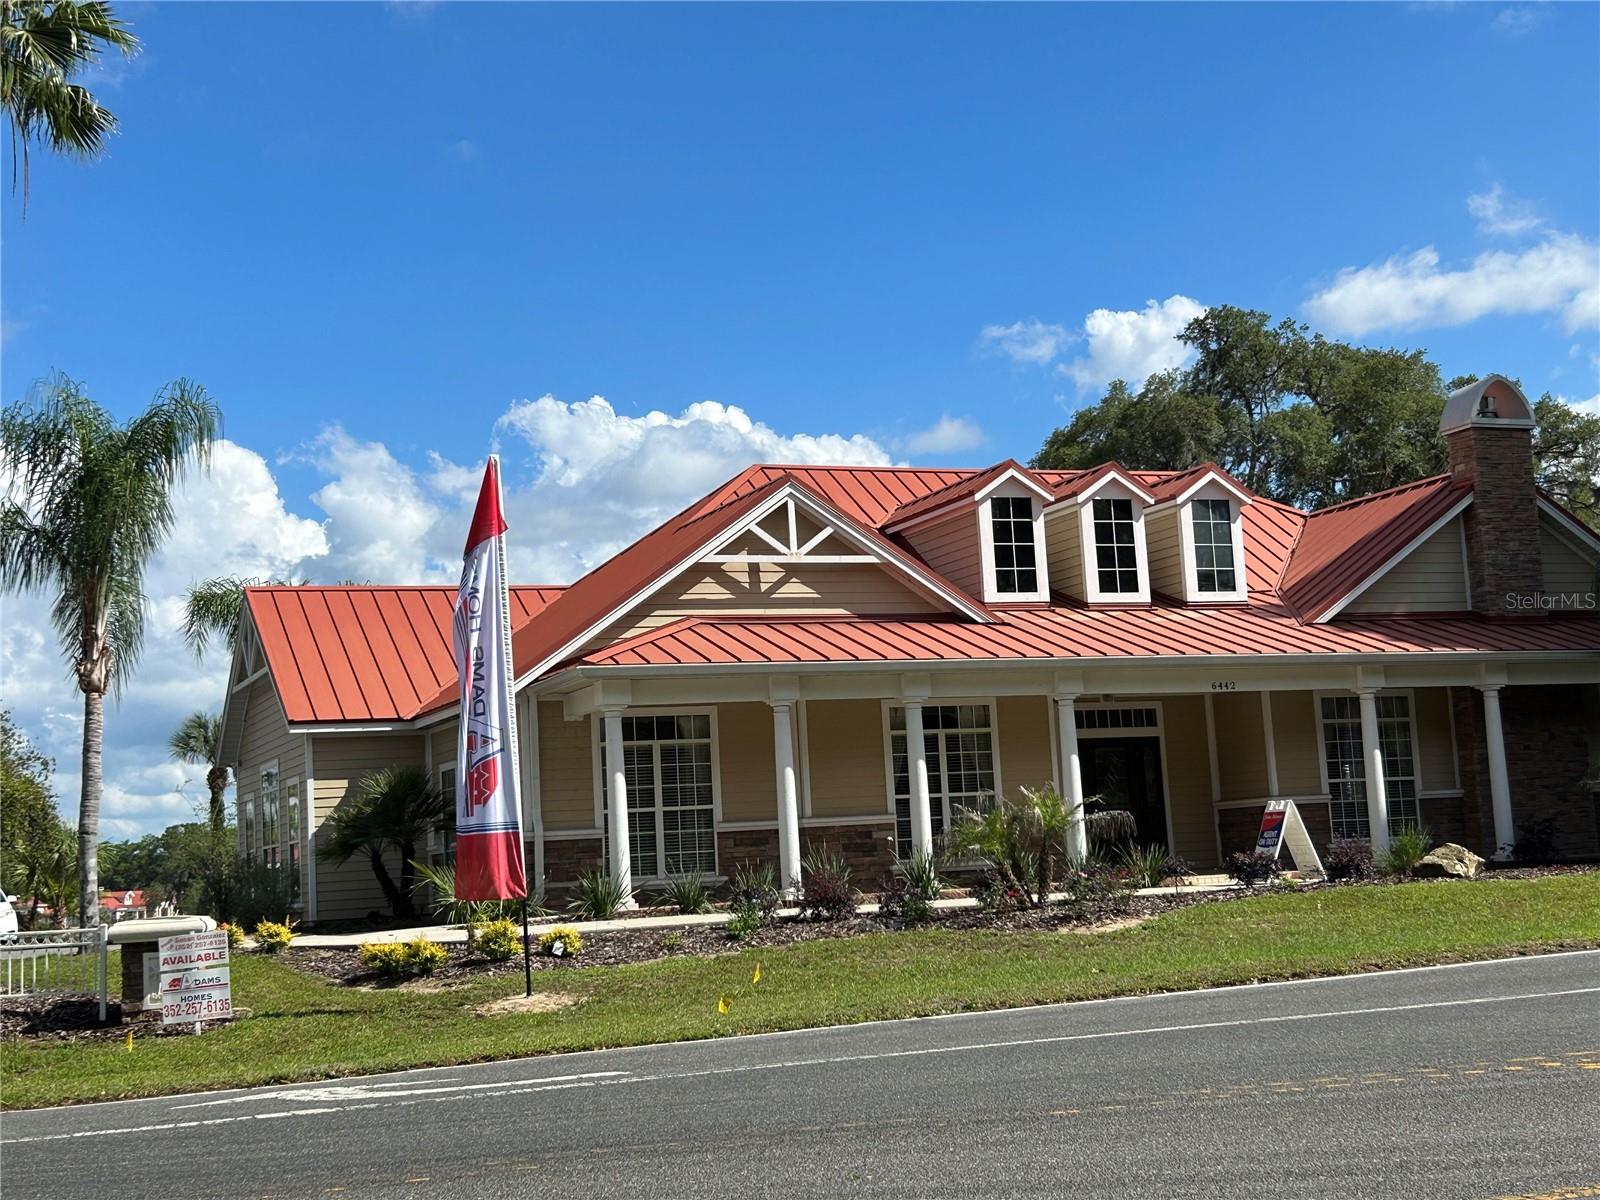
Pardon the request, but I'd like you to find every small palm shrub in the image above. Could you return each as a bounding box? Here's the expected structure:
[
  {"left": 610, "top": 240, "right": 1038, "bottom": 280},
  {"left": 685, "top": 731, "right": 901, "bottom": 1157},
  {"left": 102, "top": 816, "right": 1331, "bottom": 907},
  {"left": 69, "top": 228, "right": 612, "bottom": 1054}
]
[
  {"left": 568, "top": 866, "right": 632, "bottom": 920},
  {"left": 945, "top": 786, "right": 1071, "bottom": 909},
  {"left": 411, "top": 861, "right": 550, "bottom": 925},
  {"left": 538, "top": 926, "right": 583, "bottom": 957},
  {"left": 252, "top": 920, "right": 293, "bottom": 953},
  {"left": 1224, "top": 851, "right": 1279, "bottom": 889},
  {"left": 656, "top": 872, "right": 712, "bottom": 915},
  {"left": 729, "top": 861, "right": 781, "bottom": 919},
  {"left": 799, "top": 850, "right": 856, "bottom": 922},
  {"left": 474, "top": 917, "right": 521, "bottom": 962},
  {"left": 1118, "top": 843, "right": 1172, "bottom": 889},
  {"left": 1323, "top": 837, "right": 1374, "bottom": 881},
  {"left": 1382, "top": 825, "right": 1433, "bottom": 877}
]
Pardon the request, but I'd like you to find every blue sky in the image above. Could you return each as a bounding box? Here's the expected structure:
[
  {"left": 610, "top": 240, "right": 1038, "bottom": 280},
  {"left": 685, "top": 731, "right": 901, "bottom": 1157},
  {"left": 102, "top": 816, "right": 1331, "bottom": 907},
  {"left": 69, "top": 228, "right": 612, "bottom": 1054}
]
[{"left": 2, "top": 0, "right": 1597, "bottom": 836}]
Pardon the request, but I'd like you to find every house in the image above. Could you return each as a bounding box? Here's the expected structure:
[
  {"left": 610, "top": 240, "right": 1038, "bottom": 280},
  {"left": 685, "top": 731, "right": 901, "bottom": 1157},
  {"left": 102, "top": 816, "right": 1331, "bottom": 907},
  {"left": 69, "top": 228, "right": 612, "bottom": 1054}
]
[
  {"left": 98, "top": 890, "right": 148, "bottom": 922},
  {"left": 219, "top": 376, "right": 1600, "bottom": 922}
]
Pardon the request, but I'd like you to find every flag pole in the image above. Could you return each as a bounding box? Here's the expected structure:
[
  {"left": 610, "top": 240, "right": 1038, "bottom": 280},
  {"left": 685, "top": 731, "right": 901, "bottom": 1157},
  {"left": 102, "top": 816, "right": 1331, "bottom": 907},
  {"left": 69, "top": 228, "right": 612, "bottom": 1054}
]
[{"left": 522, "top": 896, "right": 533, "bottom": 997}]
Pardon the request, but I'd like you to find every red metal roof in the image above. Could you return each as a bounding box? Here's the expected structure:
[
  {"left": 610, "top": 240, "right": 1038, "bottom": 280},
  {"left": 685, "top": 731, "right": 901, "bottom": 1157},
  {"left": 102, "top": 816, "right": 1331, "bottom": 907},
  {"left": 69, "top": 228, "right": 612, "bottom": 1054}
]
[
  {"left": 880, "top": 460, "right": 1052, "bottom": 529},
  {"left": 246, "top": 585, "right": 564, "bottom": 724},
  {"left": 1278, "top": 475, "right": 1471, "bottom": 621},
  {"left": 576, "top": 608, "right": 1600, "bottom": 669}
]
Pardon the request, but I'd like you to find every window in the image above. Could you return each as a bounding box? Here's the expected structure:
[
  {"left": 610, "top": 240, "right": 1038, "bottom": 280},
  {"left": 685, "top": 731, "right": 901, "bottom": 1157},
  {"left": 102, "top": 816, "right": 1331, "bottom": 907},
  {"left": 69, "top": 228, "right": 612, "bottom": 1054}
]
[
  {"left": 431, "top": 763, "right": 458, "bottom": 865},
  {"left": 240, "top": 794, "right": 256, "bottom": 859},
  {"left": 1075, "top": 706, "right": 1158, "bottom": 731},
  {"left": 990, "top": 496, "right": 1038, "bottom": 595},
  {"left": 1320, "top": 694, "right": 1419, "bottom": 839},
  {"left": 889, "top": 704, "right": 996, "bottom": 859},
  {"left": 1191, "top": 498, "right": 1237, "bottom": 593},
  {"left": 601, "top": 714, "right": 716, "bottom": 878},
  {"left": 260, "top": 765, "right": 280, "bottom": 869},
  {"left": 1092, "top": 498, "right": 1140, "bottom": 594},
  {"left": 285, "top": 782, "right": 301, "bottom": 873}
]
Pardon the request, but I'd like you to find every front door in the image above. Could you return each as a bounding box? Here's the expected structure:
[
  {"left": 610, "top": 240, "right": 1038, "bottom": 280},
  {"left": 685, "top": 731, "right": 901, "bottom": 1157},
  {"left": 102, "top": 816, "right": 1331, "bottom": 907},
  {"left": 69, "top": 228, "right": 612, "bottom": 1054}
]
[{"left": 1081, "top": 736, "right": 1167, "bottom": 850}]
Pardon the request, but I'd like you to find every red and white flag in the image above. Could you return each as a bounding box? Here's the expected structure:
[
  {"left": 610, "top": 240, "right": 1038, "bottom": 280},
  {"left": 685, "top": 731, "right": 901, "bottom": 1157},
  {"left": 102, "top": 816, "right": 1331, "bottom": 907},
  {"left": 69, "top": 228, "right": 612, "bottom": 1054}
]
[{"left": 453, "top": 456, "right": 527, "bottom": 901}]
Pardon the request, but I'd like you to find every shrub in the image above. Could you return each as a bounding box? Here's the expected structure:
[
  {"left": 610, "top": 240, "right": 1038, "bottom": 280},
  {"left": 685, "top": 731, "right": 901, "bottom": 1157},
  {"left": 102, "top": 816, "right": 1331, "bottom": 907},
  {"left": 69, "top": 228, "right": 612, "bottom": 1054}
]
[
  {"left": 219, "top": 922, "right": 243, "bottom": 950},
  {"left": 660, "top": 930, "right": 685, "bottom": 952},
  {"left": 567, "top": 866, "right": 632, "bottom": 920},
  {"left": 879, "top": 851, "right": 943, "bottom": 923},
  {"left": 725, "top": 903, "right": 767, "bottom": 941},
  {"left": 358, "top": 936, "right": 449, "bottom": 979},
  {"left": 1057, "top": 861, "right": 1134, "bottom": 919},
  {"left": 656, "top": 872, "right": 712, "bottom": 915},
  {"left": 899, "top": 851, "right": 944, "bottom": 902},
  {"left": 474, "top": 917, "right": 521, "bottom": 962},
  {"left": 974, "top": 870, "right": 1027, "bottom": 914},
  {"left": 1382, "top": 825, "right": 1433, "bottom": 877},
  {"left": 538, "top": 926, "right": 583, "bottom": 957},
  {"left": 1509, "top": 815, "right": 1560, "bottom": 865},
  {"left": 945, "top": 786, "right": 1071, "bottom": 908},
  {"left": 1118, "top": 843, "right": 1172, "bottom": 890},
  {"left": 252, "top": 920, "right": 293, "bottom": 954},
  {"left": 216, "top": 860, "right": 299, "bottom": 929},
  {"left": 411, "top": 861, "right": 548, "bottom": 925},
  {"left": 799, "top": 850, "right": 856, "bottom": 922},
  {"left": 728, "top": 861, "right": 781, "bottom": 920},
  {"left": 1323, "top": 837, "right": 1374, "bottom": 881},
  {"left": 1224, "top": 851, "right": 1279, "bottom": 889}
]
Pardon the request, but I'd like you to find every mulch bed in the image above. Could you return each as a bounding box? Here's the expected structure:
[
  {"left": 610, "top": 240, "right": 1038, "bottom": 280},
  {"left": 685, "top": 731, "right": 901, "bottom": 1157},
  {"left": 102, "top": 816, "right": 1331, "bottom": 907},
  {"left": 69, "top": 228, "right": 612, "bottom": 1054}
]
[{"left": 0, "top": 994, "right": 242, "bottom": 1044}]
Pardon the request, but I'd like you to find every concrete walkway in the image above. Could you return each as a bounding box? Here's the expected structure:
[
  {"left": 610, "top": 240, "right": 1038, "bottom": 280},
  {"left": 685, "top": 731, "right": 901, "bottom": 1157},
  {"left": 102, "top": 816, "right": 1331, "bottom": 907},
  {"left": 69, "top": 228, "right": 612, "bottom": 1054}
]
[{"left": 289, "top": 876, "right": 1238, "bottom": 948}]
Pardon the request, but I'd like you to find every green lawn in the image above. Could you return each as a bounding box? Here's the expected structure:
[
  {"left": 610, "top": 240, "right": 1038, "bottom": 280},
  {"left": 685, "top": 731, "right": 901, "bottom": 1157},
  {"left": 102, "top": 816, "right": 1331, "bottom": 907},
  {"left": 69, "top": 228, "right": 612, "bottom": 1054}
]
[{"left": 5, "top": 874, "right": 1598, "bottom": 1110}]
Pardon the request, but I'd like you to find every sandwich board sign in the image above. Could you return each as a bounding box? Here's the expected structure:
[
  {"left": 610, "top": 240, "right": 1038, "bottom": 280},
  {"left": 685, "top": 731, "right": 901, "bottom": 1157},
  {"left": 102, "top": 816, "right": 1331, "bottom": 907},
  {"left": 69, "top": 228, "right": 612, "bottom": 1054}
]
[
  {"left": 157, "top": 930, "right": 233, "bottom": 1026},
  {"left": 1254, "top": 799, "right": 1324, "bottom": 877}
]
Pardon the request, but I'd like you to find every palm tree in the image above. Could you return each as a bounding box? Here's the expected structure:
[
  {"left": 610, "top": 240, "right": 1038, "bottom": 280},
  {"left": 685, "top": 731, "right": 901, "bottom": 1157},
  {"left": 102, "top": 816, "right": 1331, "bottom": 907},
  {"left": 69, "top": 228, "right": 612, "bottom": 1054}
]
[
  {"left": 169, "top": 711, "right": 227, "bottom": 834},
  {"left": 1, "top": 0, "right": 140, "bottom": 208},
  {"left": 182, "top": 573, "right": 303, "bottom": 659},
  {"left": 1, "top": 373, "right": 219, "bottom": 926},
  {"left": 317, "top": 765, "right": 450, "bottom": 920}
]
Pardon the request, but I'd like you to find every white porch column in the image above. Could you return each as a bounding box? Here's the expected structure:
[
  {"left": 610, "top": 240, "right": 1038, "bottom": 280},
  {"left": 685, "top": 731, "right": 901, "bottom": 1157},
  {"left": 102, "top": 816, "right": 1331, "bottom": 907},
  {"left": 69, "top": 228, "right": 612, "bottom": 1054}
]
[
  {"left": 602, "top": 708, "right": 636, "bottom": 906},
  {"left": 1480, "top": 686, "right": 1515, "bottom": 859},
  {"left": 771, "top": 702, "right": 803, "bottom": 895},
  {"left": 1357, "top": 688, "right": 1392, "bottom": 856},
  {"left": 904, "top": 701, "right": 934, "bottom": 859},
  {"left": 1055, "top": 695, "right": 1088, "bottom": 864}
]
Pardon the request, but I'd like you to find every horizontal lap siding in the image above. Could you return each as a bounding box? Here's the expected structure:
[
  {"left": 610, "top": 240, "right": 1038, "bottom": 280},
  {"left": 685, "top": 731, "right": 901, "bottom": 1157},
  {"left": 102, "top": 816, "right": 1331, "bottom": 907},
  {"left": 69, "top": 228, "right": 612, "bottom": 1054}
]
[
  {"left": 1214, "top": 692, "right": 1268, "bottom": 801},
  {"left": 427, "top": 726, "right": 456, "bottom": 774},
  {"left": 1415, "top": 687, "right": 1458, "bottom": 793},
  {"left": 805, "top": 699, "right": 889, "bottom": 819},
  {"left": 1344, "top": 518, "right": 1468, "bottom": 614},
  {"left": 236, "top": 677, "right": 306, "bottom": 892},
  {"left": 1270, "top": 691, "right": 1324, "bottom": 797},
  {"left": 1044, "top": 506, "right": 1084, "bottom": 600},
  {"left": 311, "top": 733, "right": 426, "bottom": 921},
  {"left": 1146, "top": 508, "right": 1183, "bottom": 597},
  {"left": 1541, "top": 520, "right": 1599, "bottom": 594},
  {"left": 1161, "top": 695, "right": 1215, "bottom": 867},
  {"left": 719, "top": 702, "right": 776, "bottom": 823},
  {"left": 903, "top": 511, "right": 983, "bottom": 598},
  {"left": 997, "top": 695, "right": 1054, "bottom": 798},
  {"left": 539, "top": 702, "right": 595, "bottom": 832}
]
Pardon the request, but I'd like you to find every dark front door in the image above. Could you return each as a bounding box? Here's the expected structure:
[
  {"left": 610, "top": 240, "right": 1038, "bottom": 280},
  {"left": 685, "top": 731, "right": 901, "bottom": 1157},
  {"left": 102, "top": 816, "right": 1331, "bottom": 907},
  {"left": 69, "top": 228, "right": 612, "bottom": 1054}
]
[{"left": 1081, "top": 736, "right": 1167, "bottom": 850}]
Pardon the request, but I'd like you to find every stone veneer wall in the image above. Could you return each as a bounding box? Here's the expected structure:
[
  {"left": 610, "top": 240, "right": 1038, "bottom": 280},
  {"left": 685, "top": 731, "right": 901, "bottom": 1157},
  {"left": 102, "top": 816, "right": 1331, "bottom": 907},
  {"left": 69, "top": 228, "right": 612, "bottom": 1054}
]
[{"left": 1446, "top": 426, "right": 1543, "bottom": 614}]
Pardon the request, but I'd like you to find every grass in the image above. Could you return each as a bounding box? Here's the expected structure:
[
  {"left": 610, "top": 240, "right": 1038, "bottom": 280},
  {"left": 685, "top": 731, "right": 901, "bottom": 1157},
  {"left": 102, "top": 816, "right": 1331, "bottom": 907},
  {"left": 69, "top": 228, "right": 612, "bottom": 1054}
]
[{"left": 4, "top": 874, "right": 1597, "bottom": 1109}]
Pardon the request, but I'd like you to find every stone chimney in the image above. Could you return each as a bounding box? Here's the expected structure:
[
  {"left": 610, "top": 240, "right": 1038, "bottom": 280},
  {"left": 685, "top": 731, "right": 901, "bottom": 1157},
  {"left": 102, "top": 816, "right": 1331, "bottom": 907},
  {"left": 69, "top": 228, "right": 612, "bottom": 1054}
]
[{"left": 1441, "top": 375, "right": 1542, "bottom": 614}]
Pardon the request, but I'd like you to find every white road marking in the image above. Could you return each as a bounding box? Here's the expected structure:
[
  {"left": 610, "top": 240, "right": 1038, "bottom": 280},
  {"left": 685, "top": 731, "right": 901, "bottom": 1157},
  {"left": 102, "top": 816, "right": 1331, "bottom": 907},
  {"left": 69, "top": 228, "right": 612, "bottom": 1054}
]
[
  {"left": 6, "top": 984, "right": 1596, "bottom": 1146},
  {"left": 170, "top": 1070, "right": 629, "bottom": 1109}
]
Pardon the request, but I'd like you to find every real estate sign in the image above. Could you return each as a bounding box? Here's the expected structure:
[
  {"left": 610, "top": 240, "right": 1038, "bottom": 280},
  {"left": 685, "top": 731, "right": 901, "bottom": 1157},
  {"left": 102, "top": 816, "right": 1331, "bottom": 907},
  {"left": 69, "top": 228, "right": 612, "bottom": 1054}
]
[
  {"left": 157, "top": 930, "right": 233, "bottom": 1025},
  {"left": 1254, "top": 799, "right": 1325, "bottom": 877}
]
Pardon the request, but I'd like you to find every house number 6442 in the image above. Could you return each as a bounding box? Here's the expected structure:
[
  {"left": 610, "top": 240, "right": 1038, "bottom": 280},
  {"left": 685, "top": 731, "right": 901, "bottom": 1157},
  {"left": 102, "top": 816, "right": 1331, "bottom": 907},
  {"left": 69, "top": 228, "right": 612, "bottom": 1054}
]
[{"left": 1210, "top": 681, "right": 1237, "bottom": 691}]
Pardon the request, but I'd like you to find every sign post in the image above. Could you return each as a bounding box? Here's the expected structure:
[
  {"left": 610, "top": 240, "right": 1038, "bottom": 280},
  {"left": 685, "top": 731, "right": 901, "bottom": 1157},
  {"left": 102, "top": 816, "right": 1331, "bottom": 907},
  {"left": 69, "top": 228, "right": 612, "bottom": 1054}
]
[
  {"left": 157, "top": 930, "right": 233, "bottom": 1029},
  {"left": 1253, "top": 799, "right": 1325, "bottom": 877}
]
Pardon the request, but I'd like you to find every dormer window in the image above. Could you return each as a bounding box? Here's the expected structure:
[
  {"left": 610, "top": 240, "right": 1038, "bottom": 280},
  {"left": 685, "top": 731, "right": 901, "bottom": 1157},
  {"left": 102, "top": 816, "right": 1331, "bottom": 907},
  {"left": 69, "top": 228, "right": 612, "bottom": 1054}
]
[
  {"left": 1092, "top": 498, "right": 1140, "bottom": 594},
  {"left": 1191, "top": 498, "right": 1237, "bottom": 593},
  {"left": 990, "top": 496, "right": 1038, "bottom": 595}
]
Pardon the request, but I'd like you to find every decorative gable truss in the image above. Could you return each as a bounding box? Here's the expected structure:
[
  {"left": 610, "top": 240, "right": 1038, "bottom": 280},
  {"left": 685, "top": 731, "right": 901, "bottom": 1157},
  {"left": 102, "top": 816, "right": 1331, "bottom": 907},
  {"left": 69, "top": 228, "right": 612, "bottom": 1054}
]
[
  {"left": 705, "top": 494, "right": 876, "bottom": 564},
  {"left": 217, "top": 607, "right": 272, "bottom": 766}
]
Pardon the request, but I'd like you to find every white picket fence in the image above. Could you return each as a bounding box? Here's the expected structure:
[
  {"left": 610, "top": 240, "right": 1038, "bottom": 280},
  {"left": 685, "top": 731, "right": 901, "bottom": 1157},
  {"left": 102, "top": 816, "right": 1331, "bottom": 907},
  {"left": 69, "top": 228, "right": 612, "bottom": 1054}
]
[{"left": 0, "top": 926, "right": 110, "bottom": 1021}]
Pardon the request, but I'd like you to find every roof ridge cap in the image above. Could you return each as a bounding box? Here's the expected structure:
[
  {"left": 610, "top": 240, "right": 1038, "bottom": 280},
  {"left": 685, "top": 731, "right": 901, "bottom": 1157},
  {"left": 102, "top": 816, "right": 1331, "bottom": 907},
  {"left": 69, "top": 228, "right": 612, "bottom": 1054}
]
[{"left": 1306, "top": 473, "right": 1456, "bottom": 517}]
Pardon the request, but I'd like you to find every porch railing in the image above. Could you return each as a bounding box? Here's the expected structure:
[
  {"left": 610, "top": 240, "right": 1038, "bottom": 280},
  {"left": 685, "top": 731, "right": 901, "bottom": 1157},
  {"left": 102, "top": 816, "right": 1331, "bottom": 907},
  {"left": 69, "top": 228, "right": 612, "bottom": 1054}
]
[{"left": 0, "top": 925, "right": 110, "bottom": 1022}]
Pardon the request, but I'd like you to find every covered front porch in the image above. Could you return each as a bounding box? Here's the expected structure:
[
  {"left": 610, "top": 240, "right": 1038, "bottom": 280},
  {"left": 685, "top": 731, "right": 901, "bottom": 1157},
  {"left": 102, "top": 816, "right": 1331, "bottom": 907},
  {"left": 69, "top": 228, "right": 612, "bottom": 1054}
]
[{"left": 523, "top": 655, "right": 1599, "bottom": 901}]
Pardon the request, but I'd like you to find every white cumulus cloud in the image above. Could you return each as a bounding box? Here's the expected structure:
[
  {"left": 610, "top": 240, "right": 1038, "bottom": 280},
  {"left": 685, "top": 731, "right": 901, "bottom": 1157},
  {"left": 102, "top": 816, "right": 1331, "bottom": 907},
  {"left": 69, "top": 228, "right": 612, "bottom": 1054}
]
[
  {"left": 900, "top": 416, "right": 983, "bottom": 456},
  {"left": 978, "top": 319, "right": 1074, "bottom": 365},
  {"left": 1056, "top": 295, "right": 1207, "bottom": 392}
]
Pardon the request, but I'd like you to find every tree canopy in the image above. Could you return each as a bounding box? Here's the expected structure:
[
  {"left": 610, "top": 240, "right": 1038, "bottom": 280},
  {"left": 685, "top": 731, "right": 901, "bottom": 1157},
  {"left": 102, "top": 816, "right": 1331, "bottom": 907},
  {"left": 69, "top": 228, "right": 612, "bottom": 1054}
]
[{"left": 1033, "top": 306, "right": 1600, "bottom": 527}]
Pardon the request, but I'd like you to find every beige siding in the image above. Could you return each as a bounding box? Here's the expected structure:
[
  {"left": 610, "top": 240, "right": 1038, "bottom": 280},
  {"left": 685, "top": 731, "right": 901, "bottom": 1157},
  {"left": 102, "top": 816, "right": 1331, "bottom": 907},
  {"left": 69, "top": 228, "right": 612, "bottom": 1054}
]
[
  {"left": 1214, "top": 692, "right": 1269, "bottom": 801},
  {"left": 1160, "top": 695, "right": 1215, "bottom": 866},
  {"left": 1344, "top": 518, "right": 1469, "bottom": 614},
  {"left": 539, "top": 702, "right": 595, "bottom": 832},
  {"left": 903, "top": 510, "right": 984, "bottom": 598},
  {"left": 1268, "top": 691, "right": 1324, "bottom": 797},
  {"left": 594, "top": 562, "right": 938, "bottom": 646},
  {"left": 1541, "top": 518, "right": 1599, "bottom": 595},
  {"left": 427, "top": 726, "right": 456, "bottom": 774},
  {"left": 234, "top": 675, "right": 307, "bottom": 897},
  {"left": 1044, "top": 505, "right": 1084, "bottom": 599},
  {"left": 805, "top": 699, "right": 888, "bottom": 819},
  {"left": 1146, "top": 506, "right": 1184, "bottom": 598},
  {"left": 310, "top": 733, "right": 426, "bottom": 921},
  {"left": 997, "top": 695, "right": 1054, "bottom": 797},
  {"left": 718, "top": 703, "right": 776, "bottom": 823},
  {"left": 1413, "top": 687, "right": 1458, "bottom": 794}
]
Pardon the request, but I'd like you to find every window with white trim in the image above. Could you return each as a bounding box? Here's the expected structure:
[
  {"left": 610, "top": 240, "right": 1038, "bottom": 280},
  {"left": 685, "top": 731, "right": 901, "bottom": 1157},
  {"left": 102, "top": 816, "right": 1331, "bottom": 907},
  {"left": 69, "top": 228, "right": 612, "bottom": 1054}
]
[
  {"left": 1319, "top": 694, "right": 1419, "bottom": 839},
  {"left": 285, "top": 781, "right": 301, "bottom": 873},
  {"left": 889, "top": 704, "right": 995, "bottom": 859},
  {"left": 260, "top": 764, "right": 280, "bottom": 869},
  {"left": 1092, "top": 498, "right": 1140, "bottom": 594},
  {"left": 240, "top": 793, "right": 256, "bottom": 859},
  {"left": 429, "top": 763, "right": 458, "bottom": 865},
  {"left": 601, "top": 714, "right": 716, "bottom": 878},
  {"left": 990, "top": 496, "right": 1038, "bottom": 595},
  {"left": 1191, "top": 498, "right": 1237, "bottom": 594}
]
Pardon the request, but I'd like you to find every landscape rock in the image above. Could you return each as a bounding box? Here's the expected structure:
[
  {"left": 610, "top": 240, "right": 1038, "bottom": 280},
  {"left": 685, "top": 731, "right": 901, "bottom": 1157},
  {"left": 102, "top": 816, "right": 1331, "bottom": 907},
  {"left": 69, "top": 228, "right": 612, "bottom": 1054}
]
[{"left": 1413, "top": 843, "right": 1484, "bottom": 880}]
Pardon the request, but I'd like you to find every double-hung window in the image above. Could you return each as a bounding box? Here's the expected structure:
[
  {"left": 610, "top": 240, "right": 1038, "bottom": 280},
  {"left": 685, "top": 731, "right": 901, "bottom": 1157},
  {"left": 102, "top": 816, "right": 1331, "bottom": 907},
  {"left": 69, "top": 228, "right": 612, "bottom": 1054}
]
[
  {"left": 889, "top": 704, "right": 996, "bottom": 859},
  {"left": 990, "top": 497, "right": 1038, "bottom": 595},
  {"left": 601, "top": 714, "right": 717, "bottom": 879},
  {"left": 260, "top": 765, "right": 280, "bottom": 869},
  {"left": 241, "top": 794, "right": 256, "bottom": 859},
  {"left": 1191, "top": 498, "right": 1237, "bottom": 594},
  {"left": 431, "top": 763, "right": 458, "bottom": 865},
  {"left": 285, "top": 782, "right": 301, "bottom": 873},
  {"left": 1320, "top": 694, "right": 1419, "bottom": 839},
  {"left": 1092, "top": 498, "right": 1140, "bottom": 594}
]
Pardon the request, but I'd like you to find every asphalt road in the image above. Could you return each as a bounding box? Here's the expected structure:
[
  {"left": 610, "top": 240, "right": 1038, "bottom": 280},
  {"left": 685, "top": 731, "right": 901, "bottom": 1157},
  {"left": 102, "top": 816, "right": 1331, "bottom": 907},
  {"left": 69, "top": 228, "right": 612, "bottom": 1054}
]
[{"left": 5, "top": 951, "right": 1599, "bottom": 1200}]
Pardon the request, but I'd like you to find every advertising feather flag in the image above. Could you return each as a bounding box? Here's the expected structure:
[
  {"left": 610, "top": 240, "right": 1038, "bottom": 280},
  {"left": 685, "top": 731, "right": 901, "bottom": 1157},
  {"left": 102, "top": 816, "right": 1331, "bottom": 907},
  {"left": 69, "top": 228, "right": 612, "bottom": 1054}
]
[{"left": 453, "top": 456, "right": 528, "bottom": 901}]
